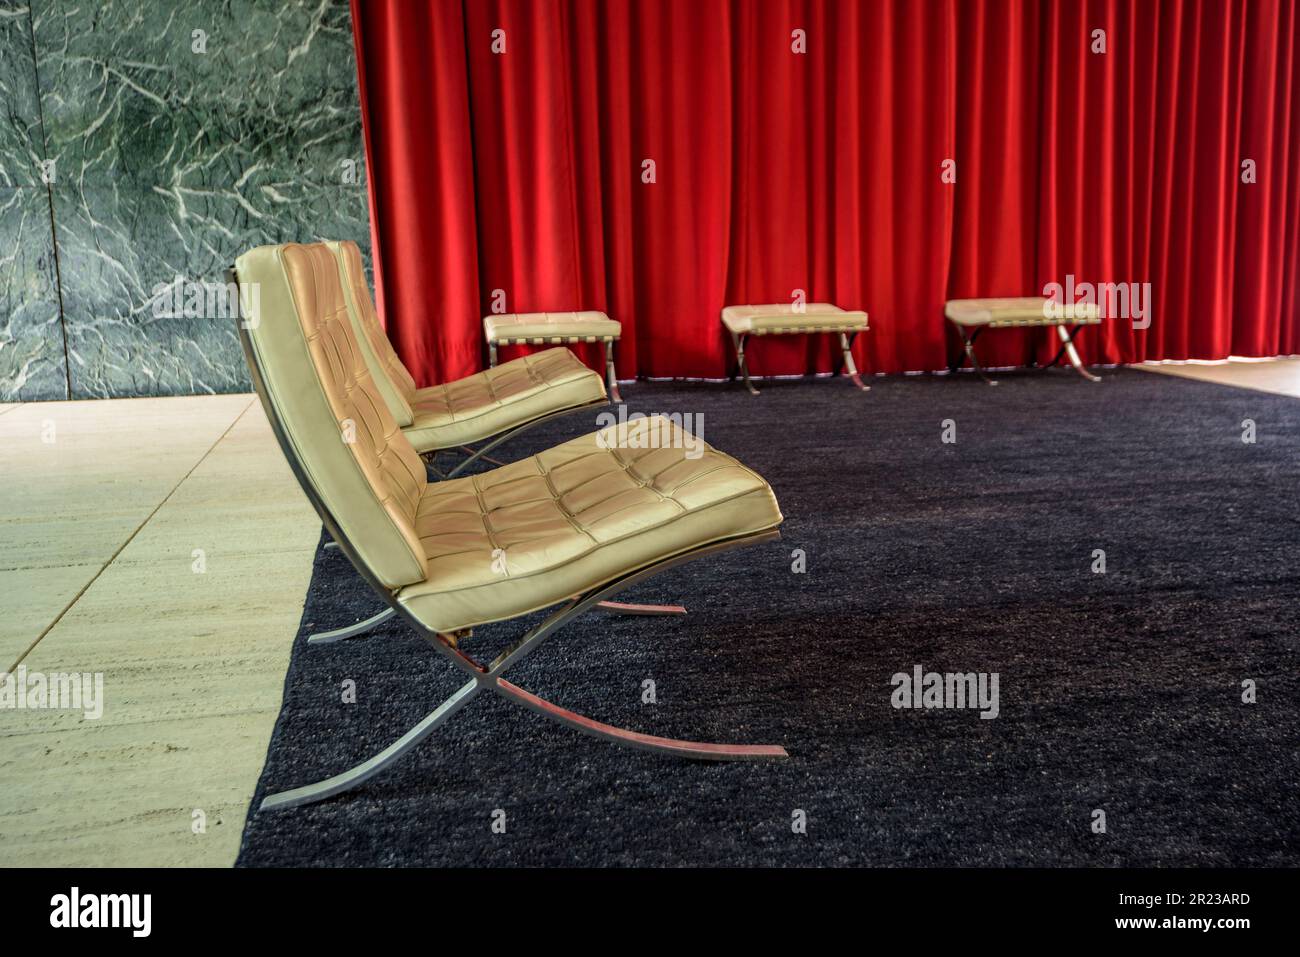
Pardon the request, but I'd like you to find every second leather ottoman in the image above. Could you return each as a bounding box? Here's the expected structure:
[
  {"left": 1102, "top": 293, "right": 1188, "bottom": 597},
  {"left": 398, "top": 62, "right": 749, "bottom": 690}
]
[{"left": 485, "top": 311, "right": 625, "bottom": 402}]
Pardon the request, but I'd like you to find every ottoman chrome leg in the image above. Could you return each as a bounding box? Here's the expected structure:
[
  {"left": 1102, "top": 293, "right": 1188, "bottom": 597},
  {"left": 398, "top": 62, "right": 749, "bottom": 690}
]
[
  {"left": 732, "top": 332, "right": 759, "bottom": 395},
  {"left": 603, "top": 339, "right": 623, "bottom": 403},
  {"left": 960, "top": 327, "right": 998, "bottom": 385},
  {"left": 488, "top": 342, "right": 498, "bottom": 368},
  {"left": 838, "top": 332, "right": 870, "bottom": 391},
  {"left": 1052, "top": 325, "right": 1101, "bottom": 381}
]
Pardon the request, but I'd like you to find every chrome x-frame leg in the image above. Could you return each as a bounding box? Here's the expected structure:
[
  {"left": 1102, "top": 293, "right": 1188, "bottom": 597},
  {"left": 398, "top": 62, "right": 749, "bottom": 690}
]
[
  {"left": 952, "top": 325, "right": 998, "bottom": 385},
  {"left": 837, "top": 332, "right": 870, "bottom": 391},
  {"left": 952, "top": 323, "right": 1101, "bottom": 385},
  {"left": 602, "top": 339, "right": 624, "bottom": 404},
  {"left": 732, "top": 330, "right": 870, "bottom": 394},
  {"left": 1046, "top": 324, "right": 1102, "bottom": 381},
  {"left": 308, "top": 606, "right": 396, "bottom": 644},
  {"left": 730, "top": 332, "right": 760, "bottom": 395},
  {"left": 259, "top": 529, "right": 787, "bottom": 812},
  {"left": 593, "top": 600, "right": 686, "bottom": 616}
]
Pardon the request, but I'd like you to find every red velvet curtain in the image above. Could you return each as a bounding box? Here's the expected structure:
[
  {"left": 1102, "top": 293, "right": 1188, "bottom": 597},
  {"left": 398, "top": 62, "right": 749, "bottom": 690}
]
[{"left": 351, "top": 0, "right": 1300, "bottom": 386}]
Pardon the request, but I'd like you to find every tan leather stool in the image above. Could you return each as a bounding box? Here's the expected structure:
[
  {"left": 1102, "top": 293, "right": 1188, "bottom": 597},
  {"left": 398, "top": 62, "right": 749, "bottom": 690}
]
[
  {"left": 945, "top": 297, "right": 1104, "bottom": 385},
  {"left": 485, "top": 311, "right": 624, "bottom": 401},
  {"left": 721, "top": 303, "right": 870, "bottom": 395}
]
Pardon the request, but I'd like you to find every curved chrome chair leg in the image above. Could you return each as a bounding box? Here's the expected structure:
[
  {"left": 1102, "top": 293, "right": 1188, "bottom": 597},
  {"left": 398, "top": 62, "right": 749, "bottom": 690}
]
[
  {"left": 257, "top": 529, "right": 784, "bottom": 811},
  {"left": 595, "top": 600, "right": 687, "bottom": 616},
  {"left": 423, "top": 452, "right": 448, "bottom": 480},
  {"left": 307, "top": 607, "right": 396, "bottom": 644},
  {"left": 457, "top": 446, "right": 508, "bottom": 468},
  {"left": 259, "top": 679, "right": 482, "bottom": 811},
  {"left": 442, "top": 435, "right": 511, "bottom": 479},
  {"left": 493, "top": 678, "right": 787, "bottom": 760}
]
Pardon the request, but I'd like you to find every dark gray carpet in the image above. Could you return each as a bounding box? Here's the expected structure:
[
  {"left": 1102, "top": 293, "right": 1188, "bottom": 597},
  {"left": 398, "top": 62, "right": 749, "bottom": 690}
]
[{"left": 237, "top": 368, "right": 1300, "bottom": 867}]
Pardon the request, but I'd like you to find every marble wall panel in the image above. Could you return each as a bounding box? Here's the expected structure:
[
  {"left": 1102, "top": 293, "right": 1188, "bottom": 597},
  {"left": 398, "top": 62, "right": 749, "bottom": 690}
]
[
  {"left": 0, "top": 3, "right": 68, "bottom": 401},
  {"left": 5, "top": 0, "right": 373, "bottom": 399}
]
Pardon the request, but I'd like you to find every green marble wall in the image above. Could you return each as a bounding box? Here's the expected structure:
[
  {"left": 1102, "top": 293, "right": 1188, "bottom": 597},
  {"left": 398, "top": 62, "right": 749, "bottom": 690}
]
[
  {"left": 0, "top": 3, "right": 67, "bottom": 400},
  {"left": 0, "top": 0, "right": 372, "bottom": 400}
]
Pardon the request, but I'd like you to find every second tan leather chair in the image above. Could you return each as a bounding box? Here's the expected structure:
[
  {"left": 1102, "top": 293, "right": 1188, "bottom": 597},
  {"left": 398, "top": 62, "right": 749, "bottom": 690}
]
[
  {"left": 231, "top": 242, "right": 788, "bottom": 811},
  {"left": 327, "top": 240, "right": 607, "bottom": 478}
]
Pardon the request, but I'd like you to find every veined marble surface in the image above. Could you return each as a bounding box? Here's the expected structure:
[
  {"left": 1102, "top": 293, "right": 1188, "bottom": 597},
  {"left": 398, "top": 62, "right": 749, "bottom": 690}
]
[
  {"left": 1, "top": 4, "right": 68, "bottom": 400},
  {"left": 0, "top": 0, "right": 372, "bottom": 399}
]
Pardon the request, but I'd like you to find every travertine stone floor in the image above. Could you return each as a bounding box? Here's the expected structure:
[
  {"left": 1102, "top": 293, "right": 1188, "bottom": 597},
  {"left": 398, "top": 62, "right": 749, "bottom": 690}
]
[
  {"left": 0, "top": 360, "right": 1295, "bottom": 867},
  {"left": 0, "top": 395, "right": 318, "bottom": 867},
  {"left": 1136, "top": 357, "right": 1300, "bottom": 397}
]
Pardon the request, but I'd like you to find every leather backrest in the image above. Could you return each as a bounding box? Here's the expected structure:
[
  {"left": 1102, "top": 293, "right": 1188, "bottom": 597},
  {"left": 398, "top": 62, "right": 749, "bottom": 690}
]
[
  {"left": 236, "top": 243, "right": 428, "bottom": 589},
  {"left": 327, "top": 240, "right": 418, "bottom": 427}
]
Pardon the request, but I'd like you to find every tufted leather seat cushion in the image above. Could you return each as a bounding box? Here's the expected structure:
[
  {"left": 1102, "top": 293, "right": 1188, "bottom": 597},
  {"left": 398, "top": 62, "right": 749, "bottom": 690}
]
[
  {"left": 721, "top": 303, "right": 869, "bottom": 335},
  {"left": 483, "top": 310, "right": 622, "bottom": 343},
  {"left": 397, "top": 414, "right": 783, "bottom": 633},
  {"left": 328, "top": 241, "right": 606, "bottom": 453},
  {"left": 405, "top": 348, "right": 605, "bottom": 451},
  {"left": 945, "top": 296, "right": 1103, "bottom": 327}
]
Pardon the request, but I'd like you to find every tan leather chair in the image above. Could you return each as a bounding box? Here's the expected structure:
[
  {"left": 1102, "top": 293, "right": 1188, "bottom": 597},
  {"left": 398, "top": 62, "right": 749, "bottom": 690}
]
[
  {"left": 230, "top": 243, "right": 787, "bottom": 810},
  {"left": 313, "top": 241, "right": 605, "bottom": 640},
  {"left": 326, "top": 240, "right": 607, "bottom": 478}
]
